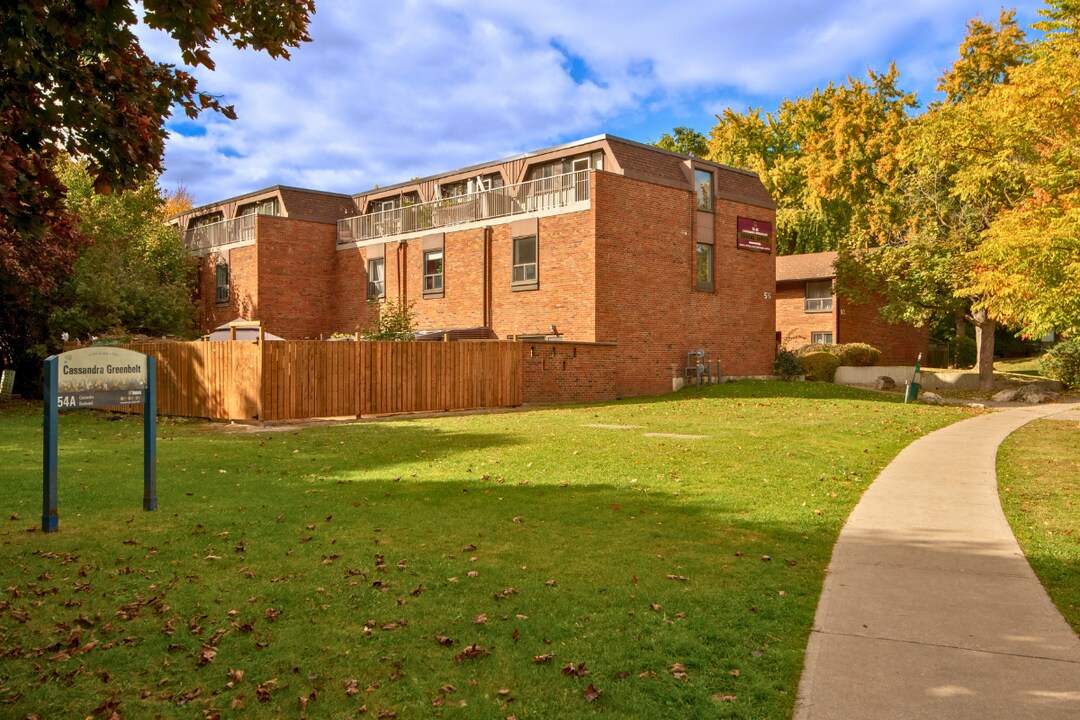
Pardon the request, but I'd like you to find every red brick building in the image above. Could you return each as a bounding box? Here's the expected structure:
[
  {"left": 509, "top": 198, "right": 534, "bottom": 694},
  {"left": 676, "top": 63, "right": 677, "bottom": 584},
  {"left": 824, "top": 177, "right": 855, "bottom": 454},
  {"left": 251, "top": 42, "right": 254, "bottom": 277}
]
[
  {"left": 173, "top": 135, "right": 778, "bottom": 397},
  {"left": 775, "top": 251, "right": 929, "bottom": 365}
]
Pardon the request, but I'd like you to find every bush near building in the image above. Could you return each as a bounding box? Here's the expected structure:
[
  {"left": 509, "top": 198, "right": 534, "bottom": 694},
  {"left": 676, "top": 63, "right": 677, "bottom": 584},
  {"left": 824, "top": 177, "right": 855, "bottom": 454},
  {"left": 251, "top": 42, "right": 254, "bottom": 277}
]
[{"left": 1039, "top": 340, "right": 1080, "bottom": 388}]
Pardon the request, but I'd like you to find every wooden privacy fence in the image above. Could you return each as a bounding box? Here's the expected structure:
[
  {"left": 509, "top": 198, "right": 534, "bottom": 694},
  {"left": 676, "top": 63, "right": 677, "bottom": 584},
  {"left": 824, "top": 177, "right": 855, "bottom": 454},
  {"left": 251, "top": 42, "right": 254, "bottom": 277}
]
[{"left": 115, "top": 340, "right": 522, "bottom": 421}]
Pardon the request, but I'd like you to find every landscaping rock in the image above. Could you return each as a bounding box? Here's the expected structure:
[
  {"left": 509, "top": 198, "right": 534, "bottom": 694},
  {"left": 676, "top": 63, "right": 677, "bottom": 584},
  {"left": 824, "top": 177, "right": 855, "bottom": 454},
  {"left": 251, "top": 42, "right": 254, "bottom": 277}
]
[
  {"left": 920, "top": 392, "right": 945, "bottom": 405},
  {"left": 875, "top": 376, "right": 897, "bottom": 390},
  {"left": 992, "top": 388, "right": 1020, "bottom": 402},
  {"left": 1016, "top": 385, "right": 1060, "bottom": 404}
]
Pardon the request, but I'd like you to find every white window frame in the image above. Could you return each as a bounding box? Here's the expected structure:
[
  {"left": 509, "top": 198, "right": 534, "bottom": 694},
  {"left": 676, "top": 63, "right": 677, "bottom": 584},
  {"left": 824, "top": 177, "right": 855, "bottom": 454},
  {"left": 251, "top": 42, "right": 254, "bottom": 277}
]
[
  {"left": 804, "top": 280, "right": 833, "bottom": 312},
  {"left": 811, "top": 331, "right": 834, "bottom": 345},
  {"left": 512, "top": 235, "right": 538, "bottom": 290},
  {"left": 423, "top": 249, "right": 444, "bottom": 295},
  {"left": 367, "top": 257, "right": 385, "bottom": 300}
]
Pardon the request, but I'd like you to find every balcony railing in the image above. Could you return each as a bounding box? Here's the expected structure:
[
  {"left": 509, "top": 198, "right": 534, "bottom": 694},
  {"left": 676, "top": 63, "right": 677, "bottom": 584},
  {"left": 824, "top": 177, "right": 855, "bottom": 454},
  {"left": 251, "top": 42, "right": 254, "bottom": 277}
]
[
  {"left": 338, "top": 169, "right": 590, "bottom": 245},
  {"left": 183, "top": 214, "right": 257, "bottom": 254}
]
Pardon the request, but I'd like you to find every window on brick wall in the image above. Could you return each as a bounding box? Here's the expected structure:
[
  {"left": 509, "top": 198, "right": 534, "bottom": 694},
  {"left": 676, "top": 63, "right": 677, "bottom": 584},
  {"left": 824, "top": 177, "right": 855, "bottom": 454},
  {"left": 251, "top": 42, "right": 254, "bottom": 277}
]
[
  {"left": 423, "top": 249, "right": 444, "bottom": 296},
  {"left": 367, "top": 257, "right": 385, "bottom": 300},
  {"left": 811, "top": 331, "right": 833, "bottom": 345},
  {"left": 215, "top": 263, "right": 230, "bottom": 305},
  {"left": 695, "top": 243, "right": 714, "bottom": 291},
  {"left": 694, "top": 169, "right": 713, "bottom": 211},
  {"left": 512, "top": 235, "right": 538, "bottom": 291},
  {"left": 804, "top": 280, "right": 833, "bottom": 312}
]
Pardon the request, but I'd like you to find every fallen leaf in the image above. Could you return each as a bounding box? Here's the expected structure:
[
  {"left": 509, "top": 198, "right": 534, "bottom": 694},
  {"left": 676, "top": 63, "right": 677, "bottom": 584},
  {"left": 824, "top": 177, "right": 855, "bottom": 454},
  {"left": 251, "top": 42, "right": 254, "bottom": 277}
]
[
  {"left": 198, "top": 645, "right": 217, "bottom": 666},
  {"left": 669, "top": 662, "right": 688, "bottom": 680},
  {"left": 532, "top": 653, "right": 555, "bottom": 664},
  {"left": 512, "top": 516, "right": 524, "bottom": 523},
  {"left": 638, "top": 670, "right": 657, "bottom": 678},
  {"left": 256, "top": 678, "right": 277, "bottom": 702},
  {"left": 666, "top": 574, "right": 689, "bottom": 582},
  {"left": 712, "top": 694, "right": 737, "bottom": 703},
  {"left": 562, "top": 662, "right": 589, "bottom": 677},
  {"left": 435, "top": 635, "right": 454, "bottom": 646},
  {"left": 582, "top": 683, "right": 602, "bottom": 703},
  {"left": 473, "top": 614, "right": 488, "bottom": 625},
  {"left": 730, "top": 669, "right": 741, "bottom": 677},
  {"left": 761, "top": 555, "right": 771, "bottom": 562},
  {"left": 454, "top": 644, "right": 490, "bottom": 663},
  {"left": 344, "top": 678, "right": 360, "bottom": 696},
  {"left": 226, "top": 667, "right": 244, "bottom": 688}
]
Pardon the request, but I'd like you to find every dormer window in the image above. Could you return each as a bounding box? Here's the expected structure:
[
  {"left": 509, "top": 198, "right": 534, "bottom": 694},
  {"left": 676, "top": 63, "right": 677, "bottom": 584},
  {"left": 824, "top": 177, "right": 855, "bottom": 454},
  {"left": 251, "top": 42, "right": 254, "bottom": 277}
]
[{"left": 237, "top": 198, "right": 278, "bottom": 216}]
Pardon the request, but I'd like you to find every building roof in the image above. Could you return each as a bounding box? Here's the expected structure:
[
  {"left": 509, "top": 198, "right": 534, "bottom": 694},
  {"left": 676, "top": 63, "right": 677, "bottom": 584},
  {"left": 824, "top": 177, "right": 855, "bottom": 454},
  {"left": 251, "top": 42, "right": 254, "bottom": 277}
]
[{"left": 775, "top": 251, "right": 838, "bottom": 282}]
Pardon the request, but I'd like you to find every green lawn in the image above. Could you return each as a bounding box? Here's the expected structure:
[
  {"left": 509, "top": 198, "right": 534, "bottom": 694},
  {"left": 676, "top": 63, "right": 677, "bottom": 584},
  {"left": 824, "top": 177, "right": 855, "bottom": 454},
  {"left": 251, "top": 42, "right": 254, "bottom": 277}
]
[
  {"left": 998, "top": 418, "right": 1080, "bottom": 634},
  {"left": 0, "top": 383, "right": 975, "bottom": 719}
]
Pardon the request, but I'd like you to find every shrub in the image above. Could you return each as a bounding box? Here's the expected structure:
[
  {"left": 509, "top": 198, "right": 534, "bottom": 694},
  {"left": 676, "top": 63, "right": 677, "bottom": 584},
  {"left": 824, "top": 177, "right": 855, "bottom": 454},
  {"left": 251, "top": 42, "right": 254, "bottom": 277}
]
[
  {"left": 1040, "top": 341, "right": 1080, "bottom": 388},
  {"left": 796, "top": 343, "right": 835, "bottom": 357},
  {"left": 800, "top": 351, "right": 841, "bottom": 382},
  {"left": 774, "top": 348, "right": 803, "bottom": 381},
  {"left": 362, "top": 299, "right": 416, "bottom": 341},
  {"left": 834, "top": 343, "right": 881, "bottom": 367}
]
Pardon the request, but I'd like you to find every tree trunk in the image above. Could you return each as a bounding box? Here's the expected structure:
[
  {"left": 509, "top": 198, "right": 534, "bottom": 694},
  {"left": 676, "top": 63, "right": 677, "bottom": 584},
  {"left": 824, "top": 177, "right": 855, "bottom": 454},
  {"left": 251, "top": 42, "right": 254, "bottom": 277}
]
[
  {"left": 954, "top": 311, "right": 966, "bottom": 338},
  {"left": 972, "top": 309, "right": 996, "bottom": 391}
]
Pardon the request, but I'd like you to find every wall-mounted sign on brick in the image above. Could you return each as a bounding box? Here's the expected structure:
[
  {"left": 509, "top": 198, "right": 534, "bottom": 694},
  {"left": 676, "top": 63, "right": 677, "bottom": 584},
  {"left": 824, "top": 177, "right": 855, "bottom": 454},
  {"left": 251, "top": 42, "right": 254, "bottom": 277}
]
[{"left": 736, "top": 217, "right": 772, "bottom": 252}]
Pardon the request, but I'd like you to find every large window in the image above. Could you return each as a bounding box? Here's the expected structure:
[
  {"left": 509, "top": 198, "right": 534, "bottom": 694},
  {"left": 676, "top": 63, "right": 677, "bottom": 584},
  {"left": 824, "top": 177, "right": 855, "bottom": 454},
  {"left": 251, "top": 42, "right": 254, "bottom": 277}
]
[
  {"left": 512, "top": 235, "right": 538, "bottom": 290},
  {"left": 423, "top": 249, "right": 444, "bottom": 295},
  {"left": 215, "top": 263, "right": 230, "bottom": 305},
  {"left": 367, "top": 257, "right": 385, "bottom": 300},
  {"left": 804, "top": 280, "right": 833, "bottom": 312},
  {"left": 695, "top": 169, "right": 713, "bottom": 211},
  {"left": 695, "top": 243, "right": 714, "bottom": 291}
]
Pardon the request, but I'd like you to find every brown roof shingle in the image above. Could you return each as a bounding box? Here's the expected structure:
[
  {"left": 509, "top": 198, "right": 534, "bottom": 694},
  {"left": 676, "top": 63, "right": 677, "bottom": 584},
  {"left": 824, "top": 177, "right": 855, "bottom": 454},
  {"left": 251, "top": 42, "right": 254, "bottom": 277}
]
[{"left": 775, "top": 251, "right": 838, "bottom": 282}]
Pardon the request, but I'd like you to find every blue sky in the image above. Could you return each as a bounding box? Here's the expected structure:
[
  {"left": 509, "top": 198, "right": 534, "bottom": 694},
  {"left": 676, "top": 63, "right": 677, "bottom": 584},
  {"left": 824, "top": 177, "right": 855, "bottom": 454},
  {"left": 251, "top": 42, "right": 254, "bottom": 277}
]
[{"left": 139, "top": 0, "right": 1046, "bottom": 207}]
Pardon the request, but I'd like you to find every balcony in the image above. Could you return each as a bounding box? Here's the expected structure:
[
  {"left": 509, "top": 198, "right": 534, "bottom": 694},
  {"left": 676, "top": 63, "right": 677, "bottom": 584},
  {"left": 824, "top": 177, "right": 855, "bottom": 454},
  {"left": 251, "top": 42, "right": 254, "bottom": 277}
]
[
  {"left": 338, "top": 169, "right": 590, "bottom": 245},
  {"left": 183, "top": 214, "right": 257, "bottom": 255}
]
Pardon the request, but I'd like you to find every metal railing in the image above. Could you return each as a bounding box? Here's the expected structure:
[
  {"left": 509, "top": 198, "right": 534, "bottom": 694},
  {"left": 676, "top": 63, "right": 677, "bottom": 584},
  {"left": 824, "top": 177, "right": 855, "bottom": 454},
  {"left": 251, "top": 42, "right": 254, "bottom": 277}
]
[
  {"left": 183, "top": 214, "right": 257, "bottom": 254},
  {"left": 338, "top": 169, "right": 590, "bottom": 245}
]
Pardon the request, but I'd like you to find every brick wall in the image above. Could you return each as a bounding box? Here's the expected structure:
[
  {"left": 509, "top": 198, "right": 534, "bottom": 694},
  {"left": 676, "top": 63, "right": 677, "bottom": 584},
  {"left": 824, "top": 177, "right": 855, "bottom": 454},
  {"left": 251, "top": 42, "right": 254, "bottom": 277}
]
[
  {"left": 593, "top": 172, "right": 776, "bottom": 396},
  {"left": 333, "top": 244, "right": 371, "bottom": 335},
  {"left": 775, "top": 280, "right": 835, "bottom": 347},
  {"left": 837, "top": 294, "right": 929, "bottom": 365},
  {"left": 521, "top": 340, "right": 618, "bottom": 404},
  {"left": 252, "top": 215, "right": 339, "bottom": 339},
  {"left": 196, "top": 244, "right": 258, "bottom": 334}
]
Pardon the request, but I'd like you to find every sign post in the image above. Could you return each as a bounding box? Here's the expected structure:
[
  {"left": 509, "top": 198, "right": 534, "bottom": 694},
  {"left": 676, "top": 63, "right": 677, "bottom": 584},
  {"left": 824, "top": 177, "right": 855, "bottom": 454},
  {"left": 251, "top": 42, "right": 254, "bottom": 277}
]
[{"left": 42, "top": 347, "right": 157, "bottom": 532}]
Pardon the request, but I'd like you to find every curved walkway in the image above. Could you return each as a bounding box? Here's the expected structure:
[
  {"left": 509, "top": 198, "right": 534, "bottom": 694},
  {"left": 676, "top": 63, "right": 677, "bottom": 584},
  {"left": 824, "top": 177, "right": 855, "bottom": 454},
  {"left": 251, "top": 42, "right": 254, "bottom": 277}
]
[{"left": 794, "top": 403, "right": 1080, "bottom": 720}]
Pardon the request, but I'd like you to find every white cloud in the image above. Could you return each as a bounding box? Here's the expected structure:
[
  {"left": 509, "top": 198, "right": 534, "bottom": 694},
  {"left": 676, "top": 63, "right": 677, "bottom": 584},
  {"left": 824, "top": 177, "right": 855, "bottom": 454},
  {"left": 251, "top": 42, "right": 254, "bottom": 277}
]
[{"left": 140, "top": 0, "right": 1044, "bottom": 206}]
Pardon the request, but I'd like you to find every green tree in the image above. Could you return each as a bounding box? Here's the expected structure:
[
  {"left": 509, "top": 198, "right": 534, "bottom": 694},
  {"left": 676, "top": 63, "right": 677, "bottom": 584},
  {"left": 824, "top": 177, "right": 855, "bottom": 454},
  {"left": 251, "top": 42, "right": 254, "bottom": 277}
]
[
  {"left": 959, "top": 2, "right": 1080, "bottom": 339},
  {"left": 50, "top": 158, "right": 199, "bottom": 341},
  {"left": 707, "top": 67, "right": 916, "bottom": 256},
  {"left": 653, "top": 126, "right": 709, "bottom": 158},
  {"left": 0, "top": 0, "right": 314, "bottom": 395},
  {"left": 836, "top": 9, "right": 1032, "bottom": 389}
]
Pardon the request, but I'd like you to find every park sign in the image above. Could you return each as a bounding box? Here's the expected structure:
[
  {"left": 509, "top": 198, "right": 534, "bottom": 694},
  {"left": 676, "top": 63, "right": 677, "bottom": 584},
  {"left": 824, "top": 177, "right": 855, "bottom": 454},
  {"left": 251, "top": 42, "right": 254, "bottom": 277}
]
[
  {"left": 43, "top": 347, "right": 158, "bottom": 533},
  {"left": 57, "top": 346, "right": 148, "bottom": 408}
]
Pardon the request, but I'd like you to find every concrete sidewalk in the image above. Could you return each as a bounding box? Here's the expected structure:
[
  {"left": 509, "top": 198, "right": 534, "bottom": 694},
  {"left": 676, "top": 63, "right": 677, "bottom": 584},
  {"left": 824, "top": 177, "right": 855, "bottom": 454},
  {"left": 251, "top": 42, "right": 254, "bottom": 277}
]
[{"left": 794, "top": 403, "right": 1080, "bottom": 720}]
